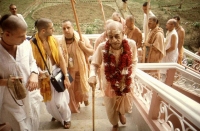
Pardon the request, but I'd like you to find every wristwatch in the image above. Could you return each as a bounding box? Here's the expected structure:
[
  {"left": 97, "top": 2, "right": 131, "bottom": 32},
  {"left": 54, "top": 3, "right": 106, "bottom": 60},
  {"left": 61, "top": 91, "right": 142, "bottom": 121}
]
[
  {"left": 31, "top": 71, "right": 38, "bottom": 75},
  {"left": 65, "top": 73, "right": 69, "bottom": 77}
]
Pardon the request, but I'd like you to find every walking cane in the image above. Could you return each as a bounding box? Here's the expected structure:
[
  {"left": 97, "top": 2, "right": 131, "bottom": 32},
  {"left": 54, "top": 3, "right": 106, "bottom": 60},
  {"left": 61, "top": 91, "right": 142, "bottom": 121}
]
[
  {"left": 70, "top": 0, "right": 83, "bottom": 40},
  {"left": 91, "top": 83, "right": 96, "bottom": 131},
  {"left": 142, "top": 0, "right": 151, "bottom": 63},
  {"left": 98, "top": 0, "right": 106, "bottom": 24}
]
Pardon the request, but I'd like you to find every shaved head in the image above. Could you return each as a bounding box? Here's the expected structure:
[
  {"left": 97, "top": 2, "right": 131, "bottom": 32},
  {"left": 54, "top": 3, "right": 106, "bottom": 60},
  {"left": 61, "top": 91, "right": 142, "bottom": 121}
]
[
  {"left": 112, "top": 12, "right": 121, "bottom": 22},
  {"left": 126, "top": 15, "right": 135, "bottom": 23},
  {"left": 35, "top": 18, "right": 52, "bottom": 31},
  {"left": 0, "top": 14, "right": 27, "bottom": 32},
  {"left": 106, "top": 20, "right": 123, "bottom": 32},
  {"left": 168, "top": 19, "right": 177, "bottom": 26},
  {"left": 106, "top": 20, "right": 124, "bottom": 50}
]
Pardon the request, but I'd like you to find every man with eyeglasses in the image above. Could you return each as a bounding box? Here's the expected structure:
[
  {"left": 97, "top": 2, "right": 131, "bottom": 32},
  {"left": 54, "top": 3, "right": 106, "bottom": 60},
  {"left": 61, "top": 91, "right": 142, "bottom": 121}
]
[
  {"left": 88, "top": 20, "right": 137, "bottom": 131},
  {"left": 9, "top": 4, "right": 27, "bottom": 27}
]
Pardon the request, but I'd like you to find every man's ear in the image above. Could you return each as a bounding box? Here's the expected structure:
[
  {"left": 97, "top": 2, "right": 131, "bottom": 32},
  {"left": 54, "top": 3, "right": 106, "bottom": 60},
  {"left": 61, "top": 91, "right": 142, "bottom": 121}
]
[
  {"left": 42, "top": 29, "right": 46, "bottom": 34},
  {"left": 5, "top": 31, "right": 10, "bottom": 37}
]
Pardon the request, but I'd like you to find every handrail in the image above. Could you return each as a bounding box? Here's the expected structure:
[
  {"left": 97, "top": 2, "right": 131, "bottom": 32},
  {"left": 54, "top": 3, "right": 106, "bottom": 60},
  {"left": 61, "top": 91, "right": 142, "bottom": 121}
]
[
  {"left": 184, "top": 48, "right": 200, "bottom": 61},
  {"left": 135, "top": 68, "right": 200, "bottom": 130},
  {"left": 137, "top": 63, "right": 200, "bottom": 79}
]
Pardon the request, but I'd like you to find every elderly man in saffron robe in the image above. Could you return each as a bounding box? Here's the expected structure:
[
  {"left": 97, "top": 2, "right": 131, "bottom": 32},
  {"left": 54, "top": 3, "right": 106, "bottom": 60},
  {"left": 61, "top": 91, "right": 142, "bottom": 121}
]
[
  {"left": 88, "top": 20, "right": 137, "bottom": 131},
  {"left": 59, "top": 20, "right": 94, "bottom": 113}
]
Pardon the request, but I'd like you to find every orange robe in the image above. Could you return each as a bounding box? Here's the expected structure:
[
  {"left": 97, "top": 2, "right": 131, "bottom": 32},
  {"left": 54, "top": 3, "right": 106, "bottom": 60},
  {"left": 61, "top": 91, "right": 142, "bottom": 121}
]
[
  {"left": 59, "top": 31, "right": 91, "bottom": 113},
  {"left": 125, "top": 25, "right": 142, "bottom": 49}
]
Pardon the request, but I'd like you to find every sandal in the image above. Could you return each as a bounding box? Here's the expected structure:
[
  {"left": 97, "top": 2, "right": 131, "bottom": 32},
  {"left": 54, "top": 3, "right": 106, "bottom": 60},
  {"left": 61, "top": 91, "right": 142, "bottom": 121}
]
[
  {"left": 51, "top": 117, "right": 56, "bottom": 122},
  {"left": 64, "top": 121, "right": 71, "bottom": 129},
  {"left": 119, "top": 113, "right": 126, "bottom": 125},
  {"left": 84, "top": 100, "right": 89, "bottom": 106},
  {"left": 112, "top": 124, "right": 119, "bottom": 131}
]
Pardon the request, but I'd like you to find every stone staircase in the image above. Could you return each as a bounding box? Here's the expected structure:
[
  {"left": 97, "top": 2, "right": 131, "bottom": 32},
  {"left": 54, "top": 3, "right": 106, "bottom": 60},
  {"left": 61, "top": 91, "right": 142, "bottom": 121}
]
[{"left": 38, "top": 90, "right": 141, "bottom": 131}]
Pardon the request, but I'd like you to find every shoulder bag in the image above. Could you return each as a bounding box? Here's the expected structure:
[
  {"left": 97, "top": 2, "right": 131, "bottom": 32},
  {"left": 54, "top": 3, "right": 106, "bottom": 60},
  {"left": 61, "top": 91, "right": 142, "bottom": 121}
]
[{"left": 32, "top": 38, "right": 73, "bottom": 92}]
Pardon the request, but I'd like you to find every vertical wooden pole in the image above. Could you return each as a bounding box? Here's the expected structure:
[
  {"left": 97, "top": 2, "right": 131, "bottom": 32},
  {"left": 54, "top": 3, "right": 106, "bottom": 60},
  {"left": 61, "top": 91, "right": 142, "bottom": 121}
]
[
  {"left": 98, "top": 0, "right": 106, "bottom": 24},
  {"left": 70, "top": 0, "right": 82, "bottom": 40},
  {"left": 92, "top": 84, "right": 95, "bottom": 131}
]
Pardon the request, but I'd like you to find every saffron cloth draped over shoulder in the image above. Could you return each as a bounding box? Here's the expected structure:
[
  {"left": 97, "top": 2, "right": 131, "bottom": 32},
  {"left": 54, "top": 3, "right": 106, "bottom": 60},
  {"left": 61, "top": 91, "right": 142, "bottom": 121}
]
[
  {"left": 147, "top": 27, "right": 165, "bottom": 57},
  {"left": 30, "top": 33, "right": 60, "bottom": 102},
  {"left": 60, "top": 31, "right": 90, "bottom": 94}
]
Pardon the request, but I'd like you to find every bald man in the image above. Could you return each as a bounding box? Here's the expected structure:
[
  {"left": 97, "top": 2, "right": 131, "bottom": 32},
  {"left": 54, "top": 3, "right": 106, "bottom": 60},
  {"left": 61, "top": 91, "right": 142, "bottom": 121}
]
[
  {"left": 112, "top": 12, "right": 126, "bottom": 30},
  {"left": 0, "top": 14, "right": 42, "bottom": 131},
  {"left": 88, "top": 21, "right": 137, "bottom": 131},
  {"left": 125, "top": 15, "right": 142, "bottom": 49},
  {"left": 162, "top": 19, "right": 178, "bottom": 63},
  {"left": 173, "top": 16, "right": 185, "bottom": 65}
]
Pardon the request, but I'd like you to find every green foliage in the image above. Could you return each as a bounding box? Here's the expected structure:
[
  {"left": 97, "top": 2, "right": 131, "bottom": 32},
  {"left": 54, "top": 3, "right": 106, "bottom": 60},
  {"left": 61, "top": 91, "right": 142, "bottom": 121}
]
[
  {"left": 192, "top": 22, "right": 200, "bottom": 29},
  {"left": 86, "top": 26, "right": 93, "bottom": 34},
  {"left": 85, "top": 19, "right": 104, "bottom": 34}
]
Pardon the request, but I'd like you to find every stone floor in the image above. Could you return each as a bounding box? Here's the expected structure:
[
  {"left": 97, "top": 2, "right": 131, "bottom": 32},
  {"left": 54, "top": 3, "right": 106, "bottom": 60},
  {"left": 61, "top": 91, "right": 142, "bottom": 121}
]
[{"left": 38, "top": 90, "right": 139, "bottom": 131}]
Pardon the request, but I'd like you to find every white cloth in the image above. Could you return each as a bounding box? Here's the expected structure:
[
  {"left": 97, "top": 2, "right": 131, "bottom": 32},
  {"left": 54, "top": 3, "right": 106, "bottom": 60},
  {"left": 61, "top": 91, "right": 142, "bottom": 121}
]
[
  {"left": 162, "top": 29, "right": 178, "bottom": 63},
  {"left": 0, "top": 39, "right": 42, "bottom": 131},
  {"left": 45, "top": 65, "right": 71, "bottom": 125},
  {"left": 17, "top": 14, "right": 27, "bottom": 27},
  {"left": 143, "top": 11, "right": 155, "bottom": 41}
]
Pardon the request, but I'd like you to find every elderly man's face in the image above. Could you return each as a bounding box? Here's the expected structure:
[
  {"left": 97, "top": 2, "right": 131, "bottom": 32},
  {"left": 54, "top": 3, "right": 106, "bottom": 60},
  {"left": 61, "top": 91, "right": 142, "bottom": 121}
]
[{"left": 107, "top": 29, "right": 123, "bottom": 50}]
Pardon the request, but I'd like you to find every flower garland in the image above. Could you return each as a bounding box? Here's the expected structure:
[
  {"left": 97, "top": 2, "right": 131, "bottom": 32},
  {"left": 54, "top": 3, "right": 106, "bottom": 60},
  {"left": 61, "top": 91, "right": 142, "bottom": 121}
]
[{"left": 103, "top": 39, "right": 132, "bottom": 96}]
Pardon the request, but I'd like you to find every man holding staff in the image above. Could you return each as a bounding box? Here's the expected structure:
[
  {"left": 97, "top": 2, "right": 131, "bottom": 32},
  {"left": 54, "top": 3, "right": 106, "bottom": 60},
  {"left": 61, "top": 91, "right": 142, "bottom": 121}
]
[{"left": 88, "top": 20, "right": 137, "bottom": 131}]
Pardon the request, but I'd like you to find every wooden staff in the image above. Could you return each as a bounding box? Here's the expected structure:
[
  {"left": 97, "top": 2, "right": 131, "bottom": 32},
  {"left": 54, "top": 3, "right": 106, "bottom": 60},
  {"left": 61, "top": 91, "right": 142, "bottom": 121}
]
[
  {"left": 142, "top": 0, "right": 151, "bottom": 63},
  {"left": 91, "top": 83, "right": 96, "bottom": 131},
  {"left": 70, "top": 0, "right": 82, "bottom": 40},
  {"left": 98, "top": 0, "right": 106, "bottom": 24}
]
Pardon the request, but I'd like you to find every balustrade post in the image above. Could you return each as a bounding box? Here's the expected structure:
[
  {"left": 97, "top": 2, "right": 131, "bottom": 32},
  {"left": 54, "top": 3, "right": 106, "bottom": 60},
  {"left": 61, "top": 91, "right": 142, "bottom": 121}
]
[{"left": 165, "top": 69, "right": 176, "bottom": 86}]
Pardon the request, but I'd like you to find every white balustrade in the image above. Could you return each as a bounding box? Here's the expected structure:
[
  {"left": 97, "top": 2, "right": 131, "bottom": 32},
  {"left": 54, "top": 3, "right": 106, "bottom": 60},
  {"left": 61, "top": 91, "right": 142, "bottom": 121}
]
[{"left": 134, "top": 68, "right": 200, "bottom": 131}]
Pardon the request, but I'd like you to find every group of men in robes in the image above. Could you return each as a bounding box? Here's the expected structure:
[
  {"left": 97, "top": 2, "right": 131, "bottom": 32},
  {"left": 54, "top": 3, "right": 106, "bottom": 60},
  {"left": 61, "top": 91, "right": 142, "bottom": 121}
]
[
  {"left": 0, "top": 1, "right": 186, "bottom": 131},
  {"left": 142, "top": 2, "right": 185, "bottom": 66}
]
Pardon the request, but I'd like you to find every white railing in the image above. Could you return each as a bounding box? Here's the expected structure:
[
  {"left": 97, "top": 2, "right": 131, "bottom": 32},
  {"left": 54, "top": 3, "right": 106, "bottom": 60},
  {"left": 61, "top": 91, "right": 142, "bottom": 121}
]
[
  {"left": 183, "top": 48, "right": 200, "bottom": 73},
  {"left": 134, "top": 67, "right": 200, "bottom": 131}
]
